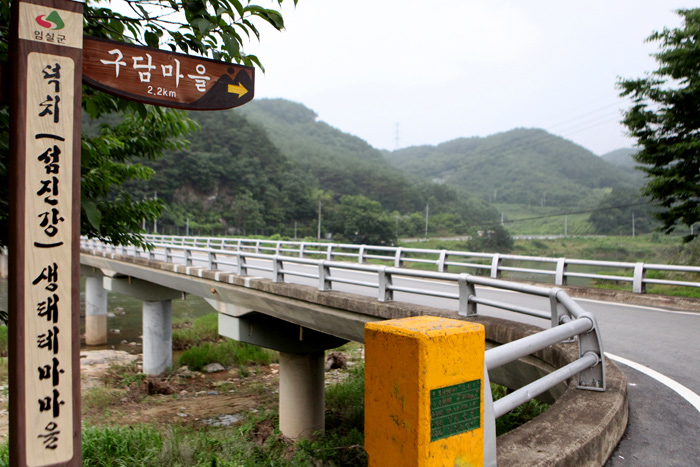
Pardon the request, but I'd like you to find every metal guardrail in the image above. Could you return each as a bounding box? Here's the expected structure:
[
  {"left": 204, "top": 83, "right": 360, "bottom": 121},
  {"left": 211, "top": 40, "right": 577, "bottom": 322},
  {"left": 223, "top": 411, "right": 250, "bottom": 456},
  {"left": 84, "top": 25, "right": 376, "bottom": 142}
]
[
  {"left": 139, "top": 234, "right": 700, "bottom": 294},
  {"left": 81, "top": 236, "right": 606, "bottom": 427}
]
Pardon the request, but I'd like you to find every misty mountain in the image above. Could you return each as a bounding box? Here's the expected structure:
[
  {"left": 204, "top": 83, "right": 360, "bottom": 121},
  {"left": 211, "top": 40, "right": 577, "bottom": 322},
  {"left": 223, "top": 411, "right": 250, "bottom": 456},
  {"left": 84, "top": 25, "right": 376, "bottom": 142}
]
[
  {"left": 236, "top": 99, "right": 496, "bottom": 222},
  {"left": 385, "top": 129, "right": 643, "bottom": 207}
]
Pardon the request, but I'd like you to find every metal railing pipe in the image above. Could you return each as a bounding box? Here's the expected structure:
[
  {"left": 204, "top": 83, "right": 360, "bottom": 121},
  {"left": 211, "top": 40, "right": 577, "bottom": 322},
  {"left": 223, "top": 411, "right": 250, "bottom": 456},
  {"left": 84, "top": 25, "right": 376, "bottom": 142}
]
[
  {"left": 492, "top": 352, "right": 599, "bottom": 418},
  {"left": 485, "top": 317, "right": 594, "bottom": 371}
]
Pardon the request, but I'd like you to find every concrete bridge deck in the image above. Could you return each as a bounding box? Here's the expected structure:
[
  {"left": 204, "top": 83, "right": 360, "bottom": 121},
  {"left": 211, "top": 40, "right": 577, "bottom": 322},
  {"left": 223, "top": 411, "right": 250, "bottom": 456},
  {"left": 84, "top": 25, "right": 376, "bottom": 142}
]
[{"left": 78, "top": 246, "right": 640, "bottom": 466}]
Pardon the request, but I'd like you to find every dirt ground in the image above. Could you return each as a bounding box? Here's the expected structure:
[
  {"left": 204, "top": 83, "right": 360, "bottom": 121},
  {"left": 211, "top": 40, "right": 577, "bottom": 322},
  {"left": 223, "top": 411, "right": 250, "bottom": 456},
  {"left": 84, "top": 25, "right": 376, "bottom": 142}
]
[
  {"left": 81, "top": 349, "right": 281, "bottom": 429},
  {"left": 0, "top": 348, "right": 355, "bottom": 440}
]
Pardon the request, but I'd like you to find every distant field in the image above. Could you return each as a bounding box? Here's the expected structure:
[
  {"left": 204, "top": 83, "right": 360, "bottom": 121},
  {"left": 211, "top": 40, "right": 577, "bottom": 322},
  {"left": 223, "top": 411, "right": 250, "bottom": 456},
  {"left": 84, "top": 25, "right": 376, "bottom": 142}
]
[
  {"left": 400, "top": 234, "right": 699, "bottom": 297},
  {"left": 493, "top": 204, "right": 596, "bottom": 236},
  {"left": 404, "top": 233, "right": 694, "bottom": 265}
]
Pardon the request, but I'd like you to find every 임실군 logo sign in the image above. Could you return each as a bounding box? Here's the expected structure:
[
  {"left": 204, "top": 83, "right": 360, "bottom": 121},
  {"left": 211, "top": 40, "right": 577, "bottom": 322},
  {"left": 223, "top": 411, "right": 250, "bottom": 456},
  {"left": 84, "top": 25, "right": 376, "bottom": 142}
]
[{"left": 36, "top": 11, "right": 65, "bottom": 30}]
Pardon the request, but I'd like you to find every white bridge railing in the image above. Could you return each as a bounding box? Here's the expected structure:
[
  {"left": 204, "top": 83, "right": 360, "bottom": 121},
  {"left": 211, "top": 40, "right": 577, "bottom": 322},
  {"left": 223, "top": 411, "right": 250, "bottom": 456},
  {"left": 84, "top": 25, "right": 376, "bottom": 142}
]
[
  {"left": 141, "top": 234, "right": 699, "bottom": 294},
  {"left": 81, "top": 235, "right": 607, "bottom": 428}
]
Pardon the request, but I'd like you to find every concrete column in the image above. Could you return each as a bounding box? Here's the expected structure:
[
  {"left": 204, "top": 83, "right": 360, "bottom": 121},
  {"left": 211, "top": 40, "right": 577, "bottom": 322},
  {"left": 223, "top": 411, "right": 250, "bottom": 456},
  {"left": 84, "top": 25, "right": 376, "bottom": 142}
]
[
  {"left": 85, "top": 276, "right": 108, "bottom": 345},
  {"left": 279, "top": 350, "right": 325, "bottom": 439},
  {"left": 142, "top": 300, "right": 172, "bottom": 375},
  {"left": 0, "top": 249, "right": 7, "bottom": 279}
]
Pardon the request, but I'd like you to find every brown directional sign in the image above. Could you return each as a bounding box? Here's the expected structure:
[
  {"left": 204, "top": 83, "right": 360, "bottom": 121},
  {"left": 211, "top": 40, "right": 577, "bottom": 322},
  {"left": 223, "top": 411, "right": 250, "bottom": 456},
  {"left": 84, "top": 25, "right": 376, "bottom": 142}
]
[{"left": 82, "top": 36, "right": 255, "bottom": 110}]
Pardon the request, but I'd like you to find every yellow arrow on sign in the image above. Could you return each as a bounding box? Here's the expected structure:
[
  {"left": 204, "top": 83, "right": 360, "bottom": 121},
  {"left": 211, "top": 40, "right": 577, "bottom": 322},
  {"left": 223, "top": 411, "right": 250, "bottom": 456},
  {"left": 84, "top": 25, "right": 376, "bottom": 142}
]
[{"left": 228, "top": 83, "right": 248, "bottom": 98}]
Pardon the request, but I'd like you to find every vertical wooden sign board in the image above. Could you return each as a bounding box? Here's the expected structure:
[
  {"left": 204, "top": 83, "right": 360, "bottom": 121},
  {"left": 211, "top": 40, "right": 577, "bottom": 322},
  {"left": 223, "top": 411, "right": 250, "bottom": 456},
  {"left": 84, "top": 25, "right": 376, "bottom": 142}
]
[{"left": 9, "top": 0, "right": 83, "bottom": 466}]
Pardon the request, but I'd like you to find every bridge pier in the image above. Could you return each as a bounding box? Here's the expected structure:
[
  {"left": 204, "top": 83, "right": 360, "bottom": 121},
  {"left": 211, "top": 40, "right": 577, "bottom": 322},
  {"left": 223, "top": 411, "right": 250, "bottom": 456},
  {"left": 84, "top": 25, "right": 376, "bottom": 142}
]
[
  {"left": 81, "top": 265, "right": 110, "bottom": 346},
  {"left": 85, "top": 276, "right": 108, "bottom": 345},
  {"left": 103, "top": 277, "right": 181, "bottom": 375},
  {"left": 142, "top": 300, "right": 173, "bottom": 375},
  {"left": 215, "top": 305, "right": 348, "bottom": 439},
  {"left": 279, "top": 351, "right": 326, "bottom": 439}
]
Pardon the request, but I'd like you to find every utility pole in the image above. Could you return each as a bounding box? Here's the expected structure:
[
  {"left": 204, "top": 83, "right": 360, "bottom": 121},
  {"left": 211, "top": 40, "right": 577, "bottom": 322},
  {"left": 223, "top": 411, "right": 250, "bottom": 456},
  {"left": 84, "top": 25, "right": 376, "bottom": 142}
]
[
  {"left": 425, "top": 202, "right": 429, "bottom": 238},
  {"left": 632, "top": 212, "right": 636, "bottom": 237},
  {"left": 317, "top": 196, "right": 322, "bottom": 240},
  {"left": 186, "top": 218, "right": 189, "bottom": 236},
  {"left": 153, "top": 191, "right": 158, "bottom": 234},
  {"left": 564, "top": 215, "right": 568, "bottom": 236}
]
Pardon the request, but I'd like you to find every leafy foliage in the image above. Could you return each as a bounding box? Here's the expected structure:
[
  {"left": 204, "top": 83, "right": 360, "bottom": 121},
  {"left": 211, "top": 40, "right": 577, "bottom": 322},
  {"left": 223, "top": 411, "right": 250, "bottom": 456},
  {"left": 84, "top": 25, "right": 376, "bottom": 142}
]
[
  {"left": 126, "top": 109, "right": 318, "bottom": 236},
  {"left": 618, "top": 9, "right": 700, "bottom": 241},
  {"left": 326, "top": 195, "right": 397, "bottom": 245},
  {"left": 0, "top": 0, "right": 295, "bottom": 248}
]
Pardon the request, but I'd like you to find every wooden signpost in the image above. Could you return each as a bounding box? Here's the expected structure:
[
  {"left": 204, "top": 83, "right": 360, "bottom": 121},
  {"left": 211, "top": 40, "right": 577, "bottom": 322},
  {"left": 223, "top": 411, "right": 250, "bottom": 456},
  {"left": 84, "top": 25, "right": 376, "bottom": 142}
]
[{"left": 8, "top": 1, "right": 255, "bottom": 466}]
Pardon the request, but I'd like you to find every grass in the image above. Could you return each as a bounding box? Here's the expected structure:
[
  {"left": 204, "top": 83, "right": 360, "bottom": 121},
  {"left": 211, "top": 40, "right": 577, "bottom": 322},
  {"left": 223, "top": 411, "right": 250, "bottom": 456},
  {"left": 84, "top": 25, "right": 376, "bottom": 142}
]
[
  {"left": 0, "top": 355, "right": 550, "bottom": 466},
  {"left": 0, "top": 326, "right": 7, "bottom": 358},
  {"left": 173, "top": 313, "right": 219, "bottom": 350},
  {"left": 173, "top": 312, "right": 278, "bottom": 372},
  {"left": 491, "top": 383, "right": 550, "bottom": 437},
  {"left": 178, "top": 339, "right": 277, "bottom": 372},
  {"left": 0, "top": 358, "right": 6, "bottom": 387},
  {"left": 0, "top": 364, "right": 371, "bottom": 467}
]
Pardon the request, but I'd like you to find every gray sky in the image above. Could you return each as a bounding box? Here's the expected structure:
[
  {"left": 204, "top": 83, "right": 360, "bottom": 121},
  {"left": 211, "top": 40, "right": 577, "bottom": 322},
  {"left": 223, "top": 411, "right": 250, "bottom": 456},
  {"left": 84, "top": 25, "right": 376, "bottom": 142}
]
[{"left": 244, "top": 1, "right": 699, "bottom": 156}]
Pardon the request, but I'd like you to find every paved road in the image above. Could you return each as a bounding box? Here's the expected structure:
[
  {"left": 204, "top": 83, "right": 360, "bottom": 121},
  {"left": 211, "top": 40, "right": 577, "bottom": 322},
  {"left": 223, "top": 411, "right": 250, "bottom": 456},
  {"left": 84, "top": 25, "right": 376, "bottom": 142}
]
[{"left": 142, "top": 249, "right": 700, "bottom": 464}]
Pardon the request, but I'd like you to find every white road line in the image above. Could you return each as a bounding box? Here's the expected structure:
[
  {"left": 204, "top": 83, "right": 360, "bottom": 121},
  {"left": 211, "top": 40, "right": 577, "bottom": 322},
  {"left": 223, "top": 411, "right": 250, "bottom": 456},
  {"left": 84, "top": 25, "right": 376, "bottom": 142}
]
[
  {"left": 576, "top": 297, "right": 700, "bottom": 316},
  {"left": 606, "top": 352, "right": 700, "bottom": 413}
]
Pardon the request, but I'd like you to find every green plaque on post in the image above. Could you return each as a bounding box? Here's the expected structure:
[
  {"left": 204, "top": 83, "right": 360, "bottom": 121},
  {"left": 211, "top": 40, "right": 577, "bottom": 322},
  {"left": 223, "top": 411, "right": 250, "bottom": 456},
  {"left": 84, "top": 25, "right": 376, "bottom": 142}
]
[{"left": 430, "top": 379, "right": 481, "bottom": 442}]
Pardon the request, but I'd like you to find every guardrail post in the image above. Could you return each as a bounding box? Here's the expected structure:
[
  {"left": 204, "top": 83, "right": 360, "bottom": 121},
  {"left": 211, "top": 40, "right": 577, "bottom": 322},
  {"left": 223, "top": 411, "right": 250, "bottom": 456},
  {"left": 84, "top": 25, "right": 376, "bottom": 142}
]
[
  {"left": 275, "top": 242, "right": 281, "bottom": 256},
  {"left": 237, "top": 252, "right": 247, "bottom": 276},
  {"left": 378, "top": 266, "right": 393, "bottom": 302},
  {"left": 490, "top": 254, "right": 501, "bottom": 279},
  {"left": 184, "top": 248, "right": 193, "bottom": 266},
  {"left": 365, "top": 316, "right": 488, "bottom": 466},
  {"left": 208, "top": 251, "right": 218, "bottom": 271},
  {"left": 575, "top": 313, "right": 606, "bottom": 391},
  {"left": 438, "top": 250, "right": 448, "bottom": 273},
  {"left": 358, "top": 245, "right": 366, "bottom": 264},
  {"left": 555, "top": 258, "right": 567, "bottom": 286},
  {"left": 633, "top": 263, "right": 646, "bottom": 294},
  {"left": 273, "top": 256, "right": 284, "bottom": 283},
  {"left": 549, "top": 288, "right": 569, "bottom": 330},
  {"left": 326, "top": 244, "right": 334, "bottom": 261},
  {"left": 164, "top": 247, "right": 172, "bottom": 263},
  {"left": 458, "top": 273, "right": 477, "bottom": 316},
  {"left": 394, "top": 248, "right": 404, "bottom": 268},
  {"left": 318, "top": 260, "right": 332, "bottom": 291},
  {"left": 299, "top": 244, "right": 306, "bottom": 259}
]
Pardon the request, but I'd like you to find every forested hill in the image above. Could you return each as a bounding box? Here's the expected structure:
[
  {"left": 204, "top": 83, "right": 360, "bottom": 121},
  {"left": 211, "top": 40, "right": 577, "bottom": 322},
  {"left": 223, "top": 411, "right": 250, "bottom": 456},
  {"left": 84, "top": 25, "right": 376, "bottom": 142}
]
[
  {"left": 385, "top": 129, "right": 642, "bottom": 207},
  {"left": 236, "top": 98, "right": 496, "bottom": 221},
  {"left": 235, "top": 99, "right": 423, "bottom": 213},
  {"left": 123, "top": 101, "right": 497, "bottom": 240}
]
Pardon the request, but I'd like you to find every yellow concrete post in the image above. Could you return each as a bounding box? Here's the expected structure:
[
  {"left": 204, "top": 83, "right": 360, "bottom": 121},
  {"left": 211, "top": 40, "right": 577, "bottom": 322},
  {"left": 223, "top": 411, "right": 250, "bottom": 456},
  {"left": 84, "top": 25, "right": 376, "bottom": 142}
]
[{"left": 365, "top": 316, "right": 485, "bottom": 467}]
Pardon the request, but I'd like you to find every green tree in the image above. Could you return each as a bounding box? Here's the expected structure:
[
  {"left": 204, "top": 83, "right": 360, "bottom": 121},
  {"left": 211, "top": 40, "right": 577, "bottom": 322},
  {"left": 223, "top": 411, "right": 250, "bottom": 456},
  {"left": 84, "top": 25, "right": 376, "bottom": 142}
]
[
  {"left": 619, "top": 9, "right": 700, "bottom": 241},
  {"left": 327, "top": 195, "right": 397, "bottom": 245},
  {"left": 589, "top": 187, "right": 658, "bottom": 236},
  {"left": 0, "top": 0, "right": 295, "bottom": 248}
]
